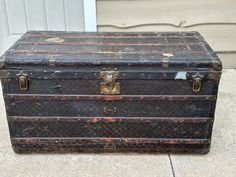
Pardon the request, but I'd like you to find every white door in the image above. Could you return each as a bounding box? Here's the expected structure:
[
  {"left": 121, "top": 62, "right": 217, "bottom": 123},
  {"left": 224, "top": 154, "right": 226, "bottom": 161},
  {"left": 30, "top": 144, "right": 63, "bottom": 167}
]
[{"left": 0, "top": 0, "right": 97, "bottom": 54}]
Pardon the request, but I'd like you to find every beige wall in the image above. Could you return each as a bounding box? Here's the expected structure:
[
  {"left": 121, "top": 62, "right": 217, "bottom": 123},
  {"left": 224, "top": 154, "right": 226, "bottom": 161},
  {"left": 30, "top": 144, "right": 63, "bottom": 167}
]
[{"left": 97, "top": 0, "right": 236, "bottom": 68}]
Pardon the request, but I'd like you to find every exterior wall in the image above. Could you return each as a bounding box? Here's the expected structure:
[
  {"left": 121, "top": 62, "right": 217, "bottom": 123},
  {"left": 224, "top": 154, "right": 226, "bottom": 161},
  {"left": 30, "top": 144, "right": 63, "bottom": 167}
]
[
  {"left": 97, "top": 0, "right": 236, "bottom": 68},
  {"left": 0, "top": 0, "right": 96, "bottom": 54},
  {"left": 1, "top": 0, "right": 235, "bottom": 68}
]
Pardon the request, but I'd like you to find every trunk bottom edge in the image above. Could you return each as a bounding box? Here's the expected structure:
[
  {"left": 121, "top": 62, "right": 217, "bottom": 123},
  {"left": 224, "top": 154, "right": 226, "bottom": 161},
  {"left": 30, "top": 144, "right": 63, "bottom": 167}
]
[{"left": 11, "top": 137, "right": 210, "bottom": 154}]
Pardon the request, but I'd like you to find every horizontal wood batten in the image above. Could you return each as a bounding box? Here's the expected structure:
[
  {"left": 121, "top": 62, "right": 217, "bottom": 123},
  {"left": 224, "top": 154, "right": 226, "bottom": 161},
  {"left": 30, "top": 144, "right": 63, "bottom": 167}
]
[
  {"left": 8, "top": 116, "right": 213, "bottom": 123},
  {"left": 12, "top": 137, "right": 210, "bottom": 145},
  {"left": 4, "top": 94, "right": 217, "bottom": 101},
  {"left": 18, "top": 42, "right": 206, "bottom": 46},
  {"left": 0, "top": 70, "right": 221, "bottom": 80},
  {"left": 10, "top": 49, "right": 211, "bottom": 56},
  {"left": 2, "top": 59, "right": 221, "bottom": 68},
  {"left": 23, "top": 32, "right": 199, "bottom": 39}
]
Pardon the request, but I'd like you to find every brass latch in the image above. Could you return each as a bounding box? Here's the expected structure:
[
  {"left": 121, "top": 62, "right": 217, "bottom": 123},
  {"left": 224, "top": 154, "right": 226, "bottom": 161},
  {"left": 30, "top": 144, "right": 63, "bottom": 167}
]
[
  {"left": 100, "top": 70, "right": 120, "bottom": 94},
  {"left": 192, "top": 75, "right": 203, "bottom": 93},
  {"left": 18, "top": 74, "right": 29, "bottom": 91}
]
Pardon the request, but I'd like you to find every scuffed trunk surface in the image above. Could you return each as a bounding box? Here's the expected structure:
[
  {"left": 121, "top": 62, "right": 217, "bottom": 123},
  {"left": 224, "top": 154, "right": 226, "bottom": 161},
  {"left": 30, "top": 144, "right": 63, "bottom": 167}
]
[{"left": 0, "top": 31, "right": 221, "bottom": 154}]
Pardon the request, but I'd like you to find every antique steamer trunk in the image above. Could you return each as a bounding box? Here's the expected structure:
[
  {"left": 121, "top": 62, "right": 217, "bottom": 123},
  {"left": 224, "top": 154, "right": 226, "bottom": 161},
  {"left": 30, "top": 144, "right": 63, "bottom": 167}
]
[{"left": 0, "top": 31, "right": 222, "bottom": 154}]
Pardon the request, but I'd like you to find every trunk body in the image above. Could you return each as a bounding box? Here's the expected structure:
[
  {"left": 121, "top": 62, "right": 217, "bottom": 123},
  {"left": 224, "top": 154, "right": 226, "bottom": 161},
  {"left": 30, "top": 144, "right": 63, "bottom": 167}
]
[{"left": 0, "top": 31, "right": 222, "bottom": 154}]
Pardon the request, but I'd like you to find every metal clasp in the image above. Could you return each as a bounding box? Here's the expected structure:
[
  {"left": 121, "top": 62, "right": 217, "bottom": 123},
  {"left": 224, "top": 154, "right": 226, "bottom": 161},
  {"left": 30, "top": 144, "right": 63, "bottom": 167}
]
[
  {"left": 192, "top": 74, "right": 203, "bottom": 93},
  {"left": 18, "top": 74, "right": 29, "bottom": 91},
  {"left": 100, "top": 70, "right": 120, "bottom": 94}
]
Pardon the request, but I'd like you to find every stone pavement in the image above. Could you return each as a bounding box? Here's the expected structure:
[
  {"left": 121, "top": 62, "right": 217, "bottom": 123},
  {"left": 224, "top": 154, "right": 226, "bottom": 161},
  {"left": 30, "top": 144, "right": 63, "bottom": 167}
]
[{"left": 0, "top": 69, "right": 235, "bottom": 177}]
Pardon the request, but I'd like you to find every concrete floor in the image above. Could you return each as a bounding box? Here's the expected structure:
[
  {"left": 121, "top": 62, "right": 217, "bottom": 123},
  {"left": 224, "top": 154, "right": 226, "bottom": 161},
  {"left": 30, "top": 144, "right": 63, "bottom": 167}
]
[{"left": 0, "top": 69, "right": 235, "bottom": 177}]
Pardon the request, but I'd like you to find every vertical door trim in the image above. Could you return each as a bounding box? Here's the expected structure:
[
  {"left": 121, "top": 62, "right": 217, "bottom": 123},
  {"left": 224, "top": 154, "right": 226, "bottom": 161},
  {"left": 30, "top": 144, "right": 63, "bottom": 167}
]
[{"left": 83, "top": 0, "right": 97, "bottom": 32}]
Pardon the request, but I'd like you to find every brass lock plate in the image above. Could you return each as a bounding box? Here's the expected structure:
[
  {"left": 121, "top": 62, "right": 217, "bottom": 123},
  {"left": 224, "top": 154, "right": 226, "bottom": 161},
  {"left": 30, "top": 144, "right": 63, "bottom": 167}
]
[{"left": 100, "top": 71, "right": 120, "bottom": 95}]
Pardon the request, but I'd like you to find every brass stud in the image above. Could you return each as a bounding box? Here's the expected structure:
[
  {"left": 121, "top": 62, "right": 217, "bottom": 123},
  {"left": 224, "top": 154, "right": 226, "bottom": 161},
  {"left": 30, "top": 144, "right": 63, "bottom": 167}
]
[{"left": 162, "top": 60, "right": 169, "bottom": 68}]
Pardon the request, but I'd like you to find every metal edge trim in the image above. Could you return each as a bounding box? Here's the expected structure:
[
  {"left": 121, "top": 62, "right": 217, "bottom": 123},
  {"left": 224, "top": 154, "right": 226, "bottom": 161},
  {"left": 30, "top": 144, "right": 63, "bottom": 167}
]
[{"left": 0, "top": 55, "right": 6, "bottom": 69}]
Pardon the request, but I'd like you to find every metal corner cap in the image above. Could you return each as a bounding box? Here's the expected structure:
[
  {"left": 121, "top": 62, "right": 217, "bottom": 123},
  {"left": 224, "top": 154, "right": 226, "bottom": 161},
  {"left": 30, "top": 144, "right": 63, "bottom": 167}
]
[
  {"left": 212, "top": 60, "right": 222, "bottom": 71},
  {"left": 0, "top": 56, "right": 6, "bottom": 69}
]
